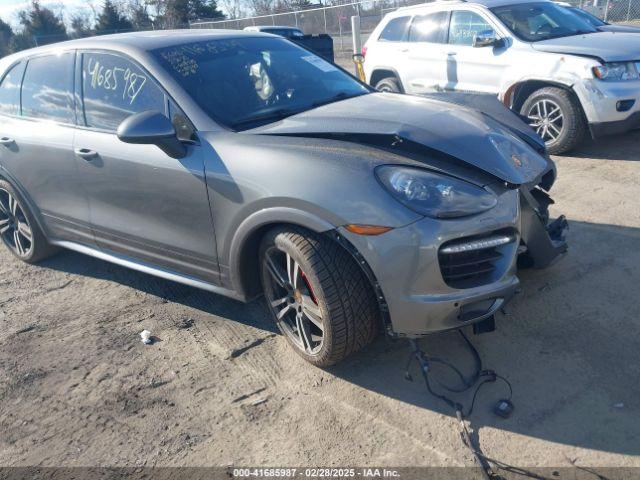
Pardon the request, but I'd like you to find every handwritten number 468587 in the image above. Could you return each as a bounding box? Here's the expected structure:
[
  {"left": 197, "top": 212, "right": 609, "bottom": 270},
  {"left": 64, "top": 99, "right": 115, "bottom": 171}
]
[{"left": 87, "top": 58, "right": 147, "bottom": 105}]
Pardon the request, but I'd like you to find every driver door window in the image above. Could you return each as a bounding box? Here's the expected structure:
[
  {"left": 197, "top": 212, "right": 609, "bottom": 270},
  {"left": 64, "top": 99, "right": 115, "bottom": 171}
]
[
  {"left": 81, "top": 52, "right": 166, "bottom": 131},
  {"left": 445, "top": 10, "right": 505, "bottom": 94},
  {"left": 449, "top": 11, "right": 494, "bottom": 45}
]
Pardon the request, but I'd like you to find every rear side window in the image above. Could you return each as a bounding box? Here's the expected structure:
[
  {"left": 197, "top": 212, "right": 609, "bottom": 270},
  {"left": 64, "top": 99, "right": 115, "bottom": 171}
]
[
  {"left": 81, "top": 52, "right": 165, "bottom": 132},
  {"left": 22, "top": 53, "right": 75, "bottom": 123},
  {"left": 409, "top": 11, "right": 449, "bottom": 43},
  {"left": 0, "top": 62, "right": 25, "bottom": 117},
  {"left": 379, "top": 16, "right": 411, "bottom": 42},
  {"left": 449, "top": 11, "right": 494, "bottom": 45}
]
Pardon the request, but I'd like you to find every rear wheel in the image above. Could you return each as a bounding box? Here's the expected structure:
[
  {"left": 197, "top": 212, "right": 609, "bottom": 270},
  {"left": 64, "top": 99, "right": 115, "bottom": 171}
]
[
  {"left": 260, "top": 227, "right": 378, "bottom": 367},
  {"left": 0, "top": 179, "right": 57, "bottom": 263},
  {"left": 375, "top": 77, "right": 402, "bottom": 93},
  {"left": 520, "top": 86, "right": 586, "bottom": 154}
]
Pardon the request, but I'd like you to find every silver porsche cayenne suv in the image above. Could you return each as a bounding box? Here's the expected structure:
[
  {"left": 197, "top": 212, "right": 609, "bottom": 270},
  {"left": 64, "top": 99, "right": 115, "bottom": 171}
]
[{"left": 0, "top": 30, "right": 566, "bottom": 366}]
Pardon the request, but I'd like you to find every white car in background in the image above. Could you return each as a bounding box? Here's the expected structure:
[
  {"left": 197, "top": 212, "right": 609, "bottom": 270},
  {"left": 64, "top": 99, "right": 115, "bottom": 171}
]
[{"left": 363, "top": 0, "right": 640, "bottom": 153}]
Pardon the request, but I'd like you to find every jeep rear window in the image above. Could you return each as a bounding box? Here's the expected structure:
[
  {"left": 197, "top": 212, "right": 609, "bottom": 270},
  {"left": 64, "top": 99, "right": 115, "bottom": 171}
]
[
  {"left": 409, "top": 11, "right": 449, "bottom": 43},
  {"left": 379, "top": 16, "right": 411, "bottom": 42}
]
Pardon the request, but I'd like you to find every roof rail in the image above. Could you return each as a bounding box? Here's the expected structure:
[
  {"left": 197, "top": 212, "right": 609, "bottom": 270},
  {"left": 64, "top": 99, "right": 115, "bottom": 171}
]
[{"left": 398, "top": 0, "right": 466, "bottom": 10}]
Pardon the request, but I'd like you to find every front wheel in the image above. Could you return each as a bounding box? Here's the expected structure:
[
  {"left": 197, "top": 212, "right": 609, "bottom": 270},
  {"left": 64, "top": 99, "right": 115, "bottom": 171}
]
[
  {"left": 260, "top": 227, "right": 378, "bottom": 367},
  {"left": 375, "top": 77, "right": 402, "bottom": 93},
  {"left": 520, "top": 86, "right": 586, "bottom": 155}
]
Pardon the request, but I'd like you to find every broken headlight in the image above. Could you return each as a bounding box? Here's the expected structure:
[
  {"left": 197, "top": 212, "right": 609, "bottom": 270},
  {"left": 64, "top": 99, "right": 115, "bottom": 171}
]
[
  {"left": 592, "top": 62, "right": 639, "bottom": 81},
  {"left": 375, "top": 166, "right": 497, "bottom": 219}
]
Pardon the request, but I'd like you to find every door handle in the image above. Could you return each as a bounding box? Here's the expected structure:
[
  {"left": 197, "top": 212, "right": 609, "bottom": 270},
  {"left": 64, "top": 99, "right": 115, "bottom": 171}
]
[
  {"left": 74, "top": 148, "right": 98, "bottom": 160},
  {"left": 0, "top": 137, "right": 15, "bottom": 146},
  {"left": 447, "top": 52, "right": 457, "bottom": 56}
]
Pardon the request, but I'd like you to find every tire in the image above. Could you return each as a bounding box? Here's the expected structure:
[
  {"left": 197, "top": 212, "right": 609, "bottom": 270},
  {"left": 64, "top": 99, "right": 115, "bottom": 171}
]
[
  {"left": 260, "top": 226, "right": 378, "bottom": 367},
  {"left": 520, "top": 86, "right": 586, "bottom": 155},
  {"left": 375, "top": 77, "right": 402, "bottom": 93},
  {"left": 0, "top": 179, "right": 57, "bottom": 263}
]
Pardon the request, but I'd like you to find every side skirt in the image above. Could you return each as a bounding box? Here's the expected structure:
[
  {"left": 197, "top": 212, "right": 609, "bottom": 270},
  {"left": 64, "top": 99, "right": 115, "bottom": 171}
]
[{"left": 51, "top": 240, "right": 246, "bottom": 302}]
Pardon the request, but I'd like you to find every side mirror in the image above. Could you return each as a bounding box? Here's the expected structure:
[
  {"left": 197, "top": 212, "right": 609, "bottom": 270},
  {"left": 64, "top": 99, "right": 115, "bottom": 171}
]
[
  {"left": 473, "top": 30, "right": 499, "bottom": 48},
  {"left": 117, "top": 110, "right": 187, "bottom": 159}
]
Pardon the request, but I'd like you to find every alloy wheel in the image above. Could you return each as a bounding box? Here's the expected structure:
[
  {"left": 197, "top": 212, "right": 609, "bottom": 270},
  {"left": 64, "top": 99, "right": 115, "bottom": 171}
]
[
  {"left": 527, "top": 99, "right": 564, "bottom": 143},
  {"left": 263, "top": 247, "right": 324, "bottom": 355},
  {"left": 0, "top": 188, "right": 33, "bottom": 258}
]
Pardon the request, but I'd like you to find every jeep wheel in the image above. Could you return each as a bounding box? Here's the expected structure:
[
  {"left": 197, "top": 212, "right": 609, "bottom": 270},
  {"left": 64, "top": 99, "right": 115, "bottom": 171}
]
[
  {"left": 260, "top": 227, "right": 378, "bottom": 367},
  {"left": 0, "top": 179, "right": 57, "bottom": 263},
  {"left": 521, "top": 86, "right": 586, "bottom": 155},
  {"left": 375, "top": 77, "right": 402, "bottom": 93}
]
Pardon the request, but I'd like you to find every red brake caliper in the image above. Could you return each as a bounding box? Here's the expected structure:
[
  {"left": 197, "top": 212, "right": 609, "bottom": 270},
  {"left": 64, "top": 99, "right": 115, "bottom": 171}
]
[{"left": 300, "top": 271, "right": 318, "bottom": 305}]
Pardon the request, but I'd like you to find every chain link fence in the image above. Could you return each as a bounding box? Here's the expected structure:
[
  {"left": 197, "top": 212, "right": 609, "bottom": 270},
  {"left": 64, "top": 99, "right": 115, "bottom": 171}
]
[
  {"left": 191, "top": 0, "right": 429, "bottom": 65},
  {"left": 564, "top": 0, "right": 640, "bottom": 22},
  {"left": 192, "top": 0, "right": 640, "bottom": 67},
  {"left": 5, "top": 0, "right": 639, "bottom": 59}
]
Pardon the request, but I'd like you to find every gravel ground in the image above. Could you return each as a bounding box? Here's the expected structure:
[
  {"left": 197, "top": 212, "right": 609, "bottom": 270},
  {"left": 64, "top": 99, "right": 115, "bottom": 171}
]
[{"left": 0, "top": 131, "right": 639, "bottom": 472}]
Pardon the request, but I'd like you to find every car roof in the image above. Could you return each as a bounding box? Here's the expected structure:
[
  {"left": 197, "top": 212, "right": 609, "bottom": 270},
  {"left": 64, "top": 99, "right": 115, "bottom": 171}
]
[
  {"left": 0, "top": 29, "right": 267, "bottom": 65},
  {"left": 397, "top": 0, "right": 551, "bottom": 11}
]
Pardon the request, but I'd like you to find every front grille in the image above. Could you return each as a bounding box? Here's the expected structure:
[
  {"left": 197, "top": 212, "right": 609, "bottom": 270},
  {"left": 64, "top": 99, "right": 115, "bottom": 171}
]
[{"left": 439, "top": 230, "right": 516, "bottom": 289}]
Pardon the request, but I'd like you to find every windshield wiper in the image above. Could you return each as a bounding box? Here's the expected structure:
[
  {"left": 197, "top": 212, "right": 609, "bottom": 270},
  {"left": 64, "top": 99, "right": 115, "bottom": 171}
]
[
  {"left": 311, "top": 91, "right": 366, "bottom": 109},
  {"left": 232, "top": 92, "right": 367, "bottom": 129},
  {"left": 543, "top": 29, "right": 597, "bottom": 40},
  {"left": 231, "top": 108, "right": 301, "bottom": 129}
]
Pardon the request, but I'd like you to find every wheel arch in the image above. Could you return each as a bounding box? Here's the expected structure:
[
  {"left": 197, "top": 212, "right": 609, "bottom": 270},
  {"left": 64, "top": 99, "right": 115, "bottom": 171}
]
[
  {"left": 0, "top": 165, "right": 49, "bottom": 239},
  {"left": 228, "top": 209, "right": 391, "bottom": 335},
  {"left": 228, "top": 208, "right": 336, "bottom": 300},
  {"left": 369, "top": 68, "right": 404, "bottom": 91},
  {"left": 503, "top": 79, "right": 581, "bottom": 113}
]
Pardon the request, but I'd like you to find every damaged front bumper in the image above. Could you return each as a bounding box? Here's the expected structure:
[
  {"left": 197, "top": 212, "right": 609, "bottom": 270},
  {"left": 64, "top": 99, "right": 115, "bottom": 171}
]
[
  {"left": 576, "top": 78, "right": 640, "bottom": 137},
  {"left": 519, "top": 187, "right": 568, "bottom": 269},
  {"left": 340, "top": 179, "right": 568, "bottom": 338}
]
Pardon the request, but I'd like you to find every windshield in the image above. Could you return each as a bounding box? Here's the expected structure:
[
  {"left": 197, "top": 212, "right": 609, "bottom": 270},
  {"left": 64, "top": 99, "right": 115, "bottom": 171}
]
[
  {"left": 567, "top": 6, "right": 606, "bottom": 27},
  {"left": 152, "top": 37, "right": 369, "bottom": 130},
  {"left": 491, "top": 2, "right": 597, "bottom": 42}
]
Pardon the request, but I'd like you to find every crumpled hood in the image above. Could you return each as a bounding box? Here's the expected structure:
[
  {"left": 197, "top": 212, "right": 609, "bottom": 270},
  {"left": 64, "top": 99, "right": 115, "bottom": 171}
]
[
  {"left": 249, "top": 93, "right": 549, "bottom": 185},
  {"left": 531, "top": 31, "right": 640, "bottom": 62}
]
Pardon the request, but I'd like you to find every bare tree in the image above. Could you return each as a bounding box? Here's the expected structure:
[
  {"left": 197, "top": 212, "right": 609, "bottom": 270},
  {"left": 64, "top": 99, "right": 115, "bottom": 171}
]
[
  {"left": 120, "top": 0, "right": 155, "bottom": 29},
  {"left": 218, "top": 0, "right": 248, "bottom": 19},
  {"left": 250, "top": 0, "right": 276, "bottom": 15}
]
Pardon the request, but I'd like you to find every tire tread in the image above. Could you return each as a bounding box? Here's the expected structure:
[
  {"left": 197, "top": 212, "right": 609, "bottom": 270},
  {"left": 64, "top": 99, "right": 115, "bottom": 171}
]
[
  {"left": 262, "top": 227, "right": 378, "bottom": 366},
  {"left": 521, "top": 86, "right": 587, "bottom": 155}
]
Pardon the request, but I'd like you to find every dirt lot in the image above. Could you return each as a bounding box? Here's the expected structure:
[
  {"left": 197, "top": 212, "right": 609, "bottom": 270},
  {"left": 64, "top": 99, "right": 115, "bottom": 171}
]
[{"left": 1, "top": 131, "right": 639, "bottom": 472}]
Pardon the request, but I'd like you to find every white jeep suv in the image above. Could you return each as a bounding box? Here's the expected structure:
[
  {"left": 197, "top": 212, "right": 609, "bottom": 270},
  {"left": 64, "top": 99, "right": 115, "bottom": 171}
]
[{"left": 363, "top": 0, "right": 640, "bottom": 153}]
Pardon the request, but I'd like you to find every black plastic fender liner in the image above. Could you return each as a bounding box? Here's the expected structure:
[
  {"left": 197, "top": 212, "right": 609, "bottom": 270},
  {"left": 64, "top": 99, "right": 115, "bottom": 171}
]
[{"left": 520, "top": 188, "right": 568, "bottom": 269}]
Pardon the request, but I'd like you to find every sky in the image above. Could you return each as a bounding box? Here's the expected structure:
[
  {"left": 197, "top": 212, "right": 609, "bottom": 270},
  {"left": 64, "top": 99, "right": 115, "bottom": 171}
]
[{"left": 0, "top": 0, "right": 98, "bottom": 27}]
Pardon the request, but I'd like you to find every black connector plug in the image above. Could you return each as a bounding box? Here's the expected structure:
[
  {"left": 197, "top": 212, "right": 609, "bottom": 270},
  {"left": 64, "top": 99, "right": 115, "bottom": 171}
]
[{"left": 493, "top": 399, "right": 514, "bottom": 418}]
